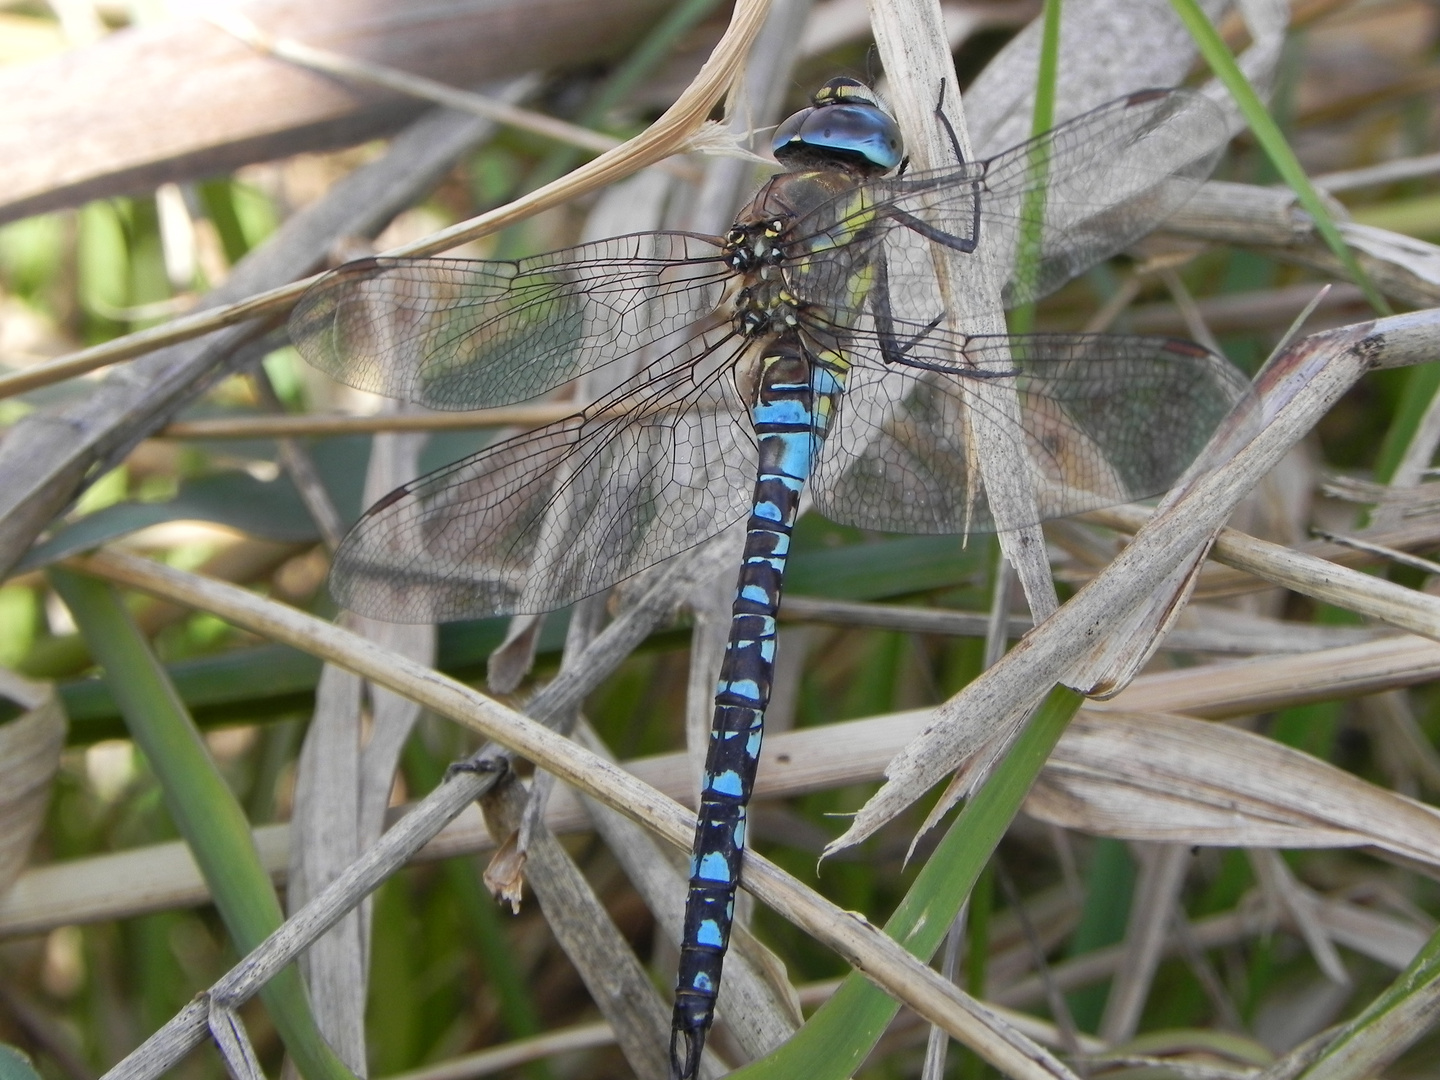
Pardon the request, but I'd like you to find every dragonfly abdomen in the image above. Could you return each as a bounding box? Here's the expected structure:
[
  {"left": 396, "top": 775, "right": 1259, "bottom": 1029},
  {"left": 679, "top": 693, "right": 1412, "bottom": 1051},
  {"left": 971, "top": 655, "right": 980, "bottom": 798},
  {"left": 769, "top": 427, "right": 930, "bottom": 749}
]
[{"left": 670, "top": 340, "right": 848, "bottom": 1078}]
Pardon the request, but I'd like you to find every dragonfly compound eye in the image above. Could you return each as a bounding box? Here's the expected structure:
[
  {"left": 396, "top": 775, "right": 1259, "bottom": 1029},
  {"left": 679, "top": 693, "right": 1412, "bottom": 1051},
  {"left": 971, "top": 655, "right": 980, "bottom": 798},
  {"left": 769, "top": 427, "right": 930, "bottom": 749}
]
[{"left": 772, "top": 83, "right": 902, "bottom": 173}]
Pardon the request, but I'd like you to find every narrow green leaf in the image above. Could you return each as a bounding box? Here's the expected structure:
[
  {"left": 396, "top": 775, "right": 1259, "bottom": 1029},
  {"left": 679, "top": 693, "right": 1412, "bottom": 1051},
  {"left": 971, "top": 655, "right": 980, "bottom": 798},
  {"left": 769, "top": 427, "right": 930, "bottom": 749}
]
[
  {"left": 1299, "top": 921, "right": 1440, "bottom": 1078},
  {"left": 729, "top": 685, "right": 1084, "bottom": 1080},
  {"left": 1167, "top": 0, "right": 1392, "bottom": 315},
  {"left": 1064, "top": 837, "right": 1135, "bottom": 1032},
  {"left": 49, "top": 569, "right": 356, "bottom": 1080},
  {"left": 1373, "top": 362, "right": 1440, "bottom": 485},
  {"left": 1007, "top": 0, "right": 1062, "bottom": 338}
]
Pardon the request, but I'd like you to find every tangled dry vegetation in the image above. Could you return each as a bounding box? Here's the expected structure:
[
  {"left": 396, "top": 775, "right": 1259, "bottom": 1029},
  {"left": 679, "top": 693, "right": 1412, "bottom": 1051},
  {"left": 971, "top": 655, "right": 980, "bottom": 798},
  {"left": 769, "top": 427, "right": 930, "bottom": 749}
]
[{"left": 3, "top": 0, "right": 1440, "bottom": 1079}]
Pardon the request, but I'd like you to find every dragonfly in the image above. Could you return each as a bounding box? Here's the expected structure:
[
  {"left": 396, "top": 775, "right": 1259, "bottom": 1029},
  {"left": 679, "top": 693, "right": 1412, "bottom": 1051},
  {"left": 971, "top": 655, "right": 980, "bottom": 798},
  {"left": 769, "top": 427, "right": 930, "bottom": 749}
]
[{"left": 290, "top": 77, "right": 1248, "bottom": 1079}]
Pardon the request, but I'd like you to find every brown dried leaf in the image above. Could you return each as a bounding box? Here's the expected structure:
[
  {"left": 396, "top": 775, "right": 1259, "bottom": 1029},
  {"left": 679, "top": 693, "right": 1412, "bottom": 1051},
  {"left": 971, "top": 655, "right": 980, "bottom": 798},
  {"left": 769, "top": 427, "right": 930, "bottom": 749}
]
[
  {"left": 0, "top": 674, "right": 65, "bottom": 892},
  {"left": 1028, "top": 709, "right": 1440, "bottom": 865}
]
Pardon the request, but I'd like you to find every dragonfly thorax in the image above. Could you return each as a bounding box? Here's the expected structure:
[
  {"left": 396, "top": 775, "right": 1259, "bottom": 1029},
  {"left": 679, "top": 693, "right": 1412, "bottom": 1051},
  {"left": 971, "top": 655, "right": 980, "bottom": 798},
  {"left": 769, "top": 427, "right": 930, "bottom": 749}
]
[
  {"left": 730, "top": 267, "right": 802, "bottom": 339},
  {"left": 721, "top": 220, "right": 787, "bottom": 274}
]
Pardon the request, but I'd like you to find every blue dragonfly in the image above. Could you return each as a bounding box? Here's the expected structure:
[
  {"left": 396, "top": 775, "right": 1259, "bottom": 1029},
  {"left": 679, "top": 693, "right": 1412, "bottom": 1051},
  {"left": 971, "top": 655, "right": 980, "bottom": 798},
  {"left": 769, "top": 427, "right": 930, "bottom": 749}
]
[{"left": 290, "top": 77, "right": 1247, "bottom": 1078}]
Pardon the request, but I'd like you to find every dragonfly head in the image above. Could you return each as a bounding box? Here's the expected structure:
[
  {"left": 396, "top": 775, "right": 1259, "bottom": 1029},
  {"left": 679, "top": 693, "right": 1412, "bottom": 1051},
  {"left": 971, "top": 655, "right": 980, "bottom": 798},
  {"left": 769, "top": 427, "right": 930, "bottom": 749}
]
[{"left": 772, "top": 77, "right": 903, "bottom": 175}]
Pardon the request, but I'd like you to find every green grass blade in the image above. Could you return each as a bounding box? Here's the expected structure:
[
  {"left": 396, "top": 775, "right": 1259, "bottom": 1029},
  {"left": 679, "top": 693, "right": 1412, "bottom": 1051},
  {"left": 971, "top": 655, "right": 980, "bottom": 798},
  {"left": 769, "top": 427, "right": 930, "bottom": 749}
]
[
  {"left": 1007, "top": 0, "right": 1062, "bottom": 338},
  {"left": 49, "top": 569, "right": 355, "bottom": 1080},
  {"left": 1167, "top": 0, "right": 1392, "bottom": 315},
  {"left": 1372, "top": 361, "right": 1440, "bottom": 485},
  {"left": 1299, "top": 921, "right": 1440, "bottom": 1078},
  {"left": 728, "top": 685, "right": 1084, "bottom": 1080}
]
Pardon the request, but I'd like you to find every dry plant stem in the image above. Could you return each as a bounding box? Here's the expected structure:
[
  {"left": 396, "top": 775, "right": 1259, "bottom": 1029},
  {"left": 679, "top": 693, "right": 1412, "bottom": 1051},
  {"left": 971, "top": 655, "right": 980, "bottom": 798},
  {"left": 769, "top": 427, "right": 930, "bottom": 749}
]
[
  {"left": 289, "top": 427, "right": 433, "bottom": 1066},
  {"left": 1098, "top": 843, "right": 1191, "bottom": 1043},
  {"left": 1125, "top": 281, "right": 1370, "bottom": 338},
  {"left": 784, "top": 595, "right": 1376, "bottom": 654},
  {"left": 1089, "top": 504, "right": 1440, "bottom": 641},
  {"left": 13, "top": 624, "right": 1440, "bottom": 939},
  {"left": 1165, "top": 181, "right": 1440, "bottom": 310},
  {"left": 208, "top": 1002, "right": 265, "bottom": 1080},
  {"left": 483, "top": 774, "right": 680, "bottom": 1080},
  {"left": 0, "top": 0, "right": 771, "bottom": 402},
  {"left": 212, "top": 11, "right": 624, "bottom": 157},
  {"left": 73, "top": 548, "right": 1074, "bottom": 1080},
  {"left": 381, "top": 1021, "right": 615, "bottom": 1080},
  {"left": 1195, "top": 515, "right": 1440, "bottom": 599},
  {"left": 1108, "top": 633, "right": 1440, "bottom": 718},
  {"left": 868, "top": 0, "right": 1058, "bottom": 621},
  {"left": 1316, "top": 151, "right": 1440, "bottom": 192},
  {"left": 250, "top": 366, "right": 346, "bottom": 551},
  {"left": 993, "top": 897, "right": 1424, "bottom": 1010},
  {"left": 1315, "top": 530, "right": 1440, "bottom": 578},
  {"left": 1249, "top": 850, "right": 1349, "bottom": 985},
  {"left": 158, "top": 404, "right": 578, "bottom": 439}
]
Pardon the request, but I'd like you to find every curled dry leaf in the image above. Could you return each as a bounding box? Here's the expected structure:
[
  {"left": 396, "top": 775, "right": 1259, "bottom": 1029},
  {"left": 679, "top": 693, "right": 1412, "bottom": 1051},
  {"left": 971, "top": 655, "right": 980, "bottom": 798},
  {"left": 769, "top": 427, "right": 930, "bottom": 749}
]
[
  {"left": 0, "top": 677, "right": 65, "bottom": 893},
  {"left": 480, "top": 771, "right": 529, "bottom": 914},
  {"left": 1028, "top": 709, "right": 1440, "bottom": 865},
  {"left": 482, "top": 831, "right": 527, "bottom": 915}
]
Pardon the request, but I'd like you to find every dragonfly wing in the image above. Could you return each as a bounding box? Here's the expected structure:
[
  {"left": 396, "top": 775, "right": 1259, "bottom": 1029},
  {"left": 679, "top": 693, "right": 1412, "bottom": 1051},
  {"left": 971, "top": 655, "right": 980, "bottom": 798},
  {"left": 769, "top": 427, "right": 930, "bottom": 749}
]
[
  {"left": 290, "top": 231, "right": 729, "bottom": 410},
  {"left": 787, "top": 89, "right": 1227, "bottom": 325},
  {"left": 810, "top": 329, "right": 1252, "bottom": 534},
  {"left": 330, "top": 327, "right": 757, "bottom": 622},
  {"left": 976, "top": 89, "right": 1228, "bottom": 309}
]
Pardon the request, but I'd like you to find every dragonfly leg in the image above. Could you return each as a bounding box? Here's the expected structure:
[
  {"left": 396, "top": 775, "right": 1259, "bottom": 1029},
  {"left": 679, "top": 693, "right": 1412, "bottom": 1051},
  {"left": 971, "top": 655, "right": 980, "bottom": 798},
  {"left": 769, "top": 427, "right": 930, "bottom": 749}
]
[
  {"left": 871, "top": 253, "right": 946, "bottom": 365},
  {"left": 884, "top": 205, "right": 979, "bottom": 253},
  {"left": 933, "top": 77, "right": 968, "bottom": 165},
  {"left": 871, "top": 251, "right": 1022, "bottom": 378}
]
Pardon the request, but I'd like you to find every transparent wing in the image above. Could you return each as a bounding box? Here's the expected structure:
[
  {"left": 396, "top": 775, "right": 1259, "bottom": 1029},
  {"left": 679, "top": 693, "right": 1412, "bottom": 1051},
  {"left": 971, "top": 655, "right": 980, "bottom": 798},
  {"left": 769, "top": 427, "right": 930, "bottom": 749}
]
[
  {"left": 289, "top": 231, "right": 730, "bottom": 410},
  {"left": 787, "top": 89, "right": 1228, "bottom": 326},
  {"left": 809, "top": 328, "right": 1254, "bottom": 534},
  {"left": 329, "top": 326, "right": 757, "bottom": 622}
]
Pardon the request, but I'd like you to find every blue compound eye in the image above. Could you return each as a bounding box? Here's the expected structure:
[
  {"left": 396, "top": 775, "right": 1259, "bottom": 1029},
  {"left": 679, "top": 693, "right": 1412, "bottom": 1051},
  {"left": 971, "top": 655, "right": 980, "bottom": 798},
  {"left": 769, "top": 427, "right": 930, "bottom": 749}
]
[
  {"left": 772, "top": 90, "right": 903, "bottom": 171},
  {"left": 800, "top": 103, "right": 903, "bottom": 169},
  {"left": 770, "top": 107, "right": 815, "bottom": 157}
]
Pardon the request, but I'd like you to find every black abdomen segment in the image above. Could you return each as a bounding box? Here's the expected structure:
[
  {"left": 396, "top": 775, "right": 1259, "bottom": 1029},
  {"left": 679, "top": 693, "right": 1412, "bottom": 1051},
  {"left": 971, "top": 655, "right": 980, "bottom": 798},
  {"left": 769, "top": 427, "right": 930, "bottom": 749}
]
[{"left": 670, "top": 343, "right": 847, "bottom": 1079}]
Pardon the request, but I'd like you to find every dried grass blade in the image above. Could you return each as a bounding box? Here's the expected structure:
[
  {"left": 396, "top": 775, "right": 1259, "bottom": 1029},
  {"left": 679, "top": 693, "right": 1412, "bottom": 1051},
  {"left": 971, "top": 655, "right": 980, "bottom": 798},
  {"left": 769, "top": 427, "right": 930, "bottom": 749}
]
[
  {"left": 1026, "top": 710, "right": 1440, "bottom": 867},
  {"left": 0, "top": 681, "right": 64, "bottom": 893},
  {"left": 869, "top": 0, "right": 1057, "bottom": 619},
  {"left": 1098, "top": 843, "right": 1190, "bottom": 1043},
  {"left": 1090, "top": 504, "right": 1440, "bottom": 642},
  {"left": 483, "top": 773, "right": 678, "bottom": 1080}
]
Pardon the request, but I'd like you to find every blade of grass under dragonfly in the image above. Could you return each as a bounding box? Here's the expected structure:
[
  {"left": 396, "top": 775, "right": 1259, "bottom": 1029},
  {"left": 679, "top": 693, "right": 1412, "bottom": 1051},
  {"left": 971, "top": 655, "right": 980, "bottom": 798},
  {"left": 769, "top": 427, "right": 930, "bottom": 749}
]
[
  {"left": 724, "top": 686, "right": 1084, "bottom": 1080},
  {"left": 48, "top": 569, "right": 356, "bottom": 1080}
]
